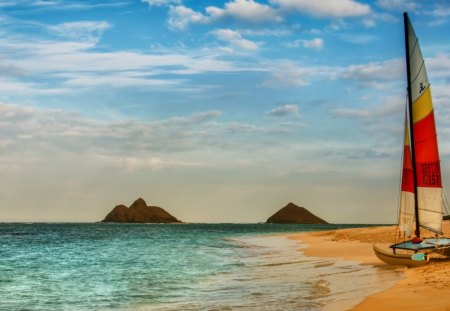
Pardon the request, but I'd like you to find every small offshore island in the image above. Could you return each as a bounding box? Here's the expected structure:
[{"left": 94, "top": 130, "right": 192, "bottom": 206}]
[
  {"left": 266, "top": 203, "right": 328, "bottom": 224},
  {"left": 102, "top": 200, "right": 327, "bottom": 224},
  {"left": 102, "top": 198, "right": 181, "bottom": 223}
]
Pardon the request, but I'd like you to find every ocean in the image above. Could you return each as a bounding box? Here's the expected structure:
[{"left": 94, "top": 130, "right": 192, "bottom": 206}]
[{"left": 0, "top": 223, "right": 402, "bottom": 310}]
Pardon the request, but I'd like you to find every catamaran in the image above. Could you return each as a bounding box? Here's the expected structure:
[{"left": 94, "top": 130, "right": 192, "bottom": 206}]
[{"left": 373, "top": 12, "right": 450, "bottom": 267}]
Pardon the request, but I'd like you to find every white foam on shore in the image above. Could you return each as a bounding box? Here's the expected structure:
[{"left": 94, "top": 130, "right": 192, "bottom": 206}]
[
  {"left": 136, "top": 235, "right": 403, "bottom": 311},
  {"left": 232, "top": 236, "right": 403, "bottom": 310}
]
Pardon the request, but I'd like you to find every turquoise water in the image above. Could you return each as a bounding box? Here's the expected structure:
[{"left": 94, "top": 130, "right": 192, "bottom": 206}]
[{"left": 0, "top": 223, "right": 399, "bottom": 310}]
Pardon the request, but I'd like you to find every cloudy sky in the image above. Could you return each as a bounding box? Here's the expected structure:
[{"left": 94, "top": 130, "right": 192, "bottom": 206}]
[{"left": 1, "top": 0, "right": 450, "bottom": 223}]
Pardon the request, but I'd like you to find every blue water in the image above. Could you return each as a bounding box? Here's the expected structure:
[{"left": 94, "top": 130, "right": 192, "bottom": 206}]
[{"left": 0, "top": 223, "right": 400, "bottom": 310}]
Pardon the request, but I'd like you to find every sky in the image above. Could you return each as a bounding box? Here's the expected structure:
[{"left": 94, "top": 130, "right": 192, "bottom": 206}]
[{"left": 1, "top": 0, "right": 450, "bottom": 223}]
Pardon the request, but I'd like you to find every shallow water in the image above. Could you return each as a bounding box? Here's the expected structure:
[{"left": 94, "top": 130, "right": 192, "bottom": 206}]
[
  {"left": 145, "top": 236, "right": 402, "bottom": 311},
  {"left": 0, "top": 223, "right": 401, "bottom": 310}
]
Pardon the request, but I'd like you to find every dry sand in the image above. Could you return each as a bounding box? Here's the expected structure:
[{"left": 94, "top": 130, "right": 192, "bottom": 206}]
[{"left": 288, "top": 221, "right": 450, "bottom": 311}]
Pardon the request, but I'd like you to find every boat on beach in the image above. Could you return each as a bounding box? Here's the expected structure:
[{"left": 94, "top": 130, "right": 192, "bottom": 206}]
[
  {"left": 373, "top": 244, "right": 429, "bottom": 267},
  {"left": 373, "top": 12, "right": 450, "bottom": 267}
]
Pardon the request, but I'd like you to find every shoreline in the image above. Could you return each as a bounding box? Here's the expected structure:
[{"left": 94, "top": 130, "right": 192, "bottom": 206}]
[{"left": 287, "top": 222, "right": 450, "bottom": 311}]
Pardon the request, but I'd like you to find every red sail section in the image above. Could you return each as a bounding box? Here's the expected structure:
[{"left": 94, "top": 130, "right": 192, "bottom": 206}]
[
  {"left": 413, "top": 102, "right": 442, "bottom": 188},
  {"left": 399, "top": 117, "right": 415, "bottom": 236},
  {"left": 401, "top": 144, "right": 415, "bottom": 193}
]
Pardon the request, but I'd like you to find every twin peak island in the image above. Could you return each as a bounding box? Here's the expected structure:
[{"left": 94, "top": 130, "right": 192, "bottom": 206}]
[{"left": 102, "top": 198, "right": 328, "bottom": 224}]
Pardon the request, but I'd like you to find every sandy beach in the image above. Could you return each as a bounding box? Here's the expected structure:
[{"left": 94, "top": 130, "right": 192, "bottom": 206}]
[{"left": 288, "top": 221, "right": 450, "bottom": 311}]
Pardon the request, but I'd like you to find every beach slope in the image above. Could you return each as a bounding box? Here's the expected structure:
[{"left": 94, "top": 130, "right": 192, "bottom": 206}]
[{"left": 288, "top": 221, "right": 450, "bottom": 311}]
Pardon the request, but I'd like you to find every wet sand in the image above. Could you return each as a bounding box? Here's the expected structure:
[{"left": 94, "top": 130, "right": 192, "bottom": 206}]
[{"left": 288, "top": 221, "right": 450, "bottom": 311}]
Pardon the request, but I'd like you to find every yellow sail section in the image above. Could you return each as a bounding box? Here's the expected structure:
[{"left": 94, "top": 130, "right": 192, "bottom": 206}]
[{"left": 412, "top": 87, "right": 433, "bottom": 124}]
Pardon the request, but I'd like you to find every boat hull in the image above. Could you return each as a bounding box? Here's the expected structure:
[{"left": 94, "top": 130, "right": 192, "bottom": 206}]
[
  {"left": 436, "top": 246, "right": 450, "bottom": 256},
  {"left": 373, "top": 244, "right": 429, "bottom": 267}
]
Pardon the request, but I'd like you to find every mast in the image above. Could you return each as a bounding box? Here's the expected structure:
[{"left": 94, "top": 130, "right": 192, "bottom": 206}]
[{"left": 403, "top": 12, "right": 420, "bottom": 238}]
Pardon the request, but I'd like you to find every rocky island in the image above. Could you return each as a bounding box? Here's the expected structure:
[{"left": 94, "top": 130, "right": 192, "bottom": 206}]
[
  {"left": 266, "top": 202, "right": 328, "bottom": 224},
  {"left": 102, "top": 198, "right": 181, "bottom": 223}
]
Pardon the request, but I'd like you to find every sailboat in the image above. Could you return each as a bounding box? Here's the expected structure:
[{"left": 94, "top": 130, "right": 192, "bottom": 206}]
[{"left": 373, "top": 12, "right": 450, "bottom": 267}]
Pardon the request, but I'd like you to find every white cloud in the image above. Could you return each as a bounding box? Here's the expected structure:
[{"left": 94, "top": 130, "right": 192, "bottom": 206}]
[
  {"left": 338, "top": 54, "right": 450, "bottom": 120},
  {"left": 211, "top": 29, "right": 259, "bottom": 51},
  {"left": 206, "top": 0, "right": 282, "bottom": 23},
  {"left": 118, "top": 156, "right": 211, "bottom": 171},
  {"left": 262, "top": 61, "right": 333, "bottom": 88},
  {"left": 31, "top": 1, "right": 59, "bottom": 7},
  {"left": 376, "top": 0, "right": 418, "bottom": 11},
  {"left": 427, "top": 53, "right": 450, "bottom": 79},
  {"left": 428, "top": 18, "right": 447, "bottom": 27},
  {"left": 331, "top": 95, "right": 406, "bottom": 149},
  {"left": 0, "top": 103, "right": 306, "bottom": 182},
  {"left": 332, "top": 107, "right": 371, "bottom": 118},
  {"left": 271, "top": 0, "right": 371, "bottom": 18},
  {"left": 428, "top": 5, "right": 450, "bottom": 18},
  {"left": 1, "top": 1, "right": 129, "bottom": 10},
  {"left": 0, "top": 102, "right": 35, "bottom": 120},
  {"left": 0, "top": 32, "right": 250, "bottom": 93},
  {"left": 225, "top": 122, "right": 263, "bottom": 134},
  {"left": 432, "top": 83, "right": 450, "bottom": 109},
  {"left": 168, "top": 0, "right": 281, "bottom": 30},
  {"left": 362, "top": 18, "right": 376, "bottom": 28},
  {"left": 340, "top": 58, "right": 403, "bottom": 82},
  {"left": 0, "top": 78, "right": 69, "bottom": 95},
  {"left": 373, "top": 12, "right": 398, "bottom": 23},
  {"left": 332, "top": 95, "right": 403, "bottom": 120},
  {"left": 34, "top": 1, "right": 129, "bottom": 10},
  {"left": 47, "top": 21, "right": 112, "bottom": 41},
  {"left": 267, "top": 104, "right": 299, "bottom": 117},
  {"left": 327, "top": 19, "right": 351, "bottom": 31},
  {"left": 0, "top": 103, "right": 226, "bottom": 158},
  {"left": 338, "top": 33, "right": 379, "bottom": 44},
  {"left": 241, "top": 28, "right": 291, "bottom": 37},
  {"left": 64, "top": 74, "right": 180, "bottom": 88},
  {"left": 168, "top": 5, "right": 209, "bottom": 30},
  {"left": 288, "top": 38, "right": 324, "bottom": 50},
  {"left": 263, "top": 63, "right": 310, "bottom": 87},
  {"left": 141, "top": 0, "right": 180, "bottom": 7},
  {"left": 0, "top": 63, "right": 26, "bottom": 77}
]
